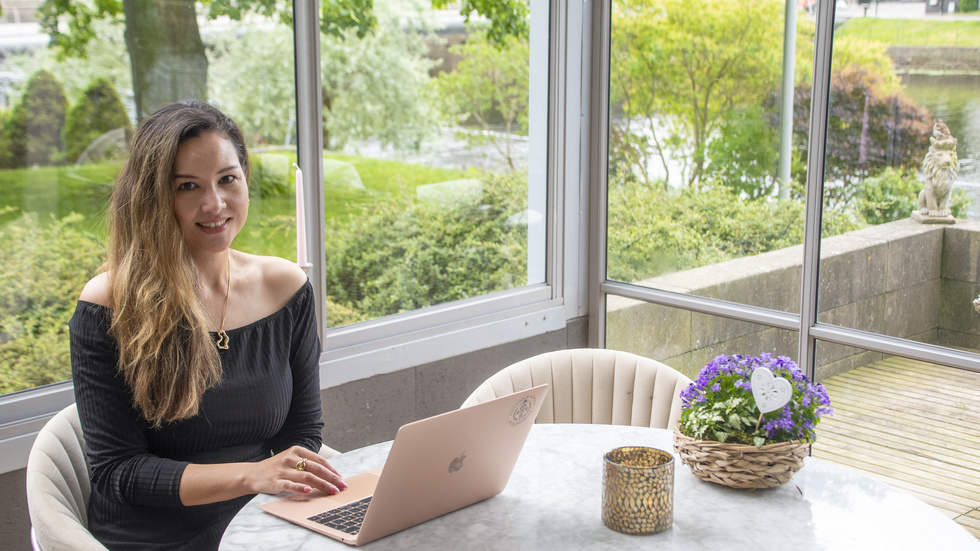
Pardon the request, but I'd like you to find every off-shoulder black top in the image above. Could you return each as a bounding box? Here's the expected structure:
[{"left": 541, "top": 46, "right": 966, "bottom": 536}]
[{"left": 69, "top": 281, "right": 324, "bottom": 550}]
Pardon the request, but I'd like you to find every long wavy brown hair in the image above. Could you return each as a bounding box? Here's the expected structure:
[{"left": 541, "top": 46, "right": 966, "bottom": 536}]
[{"left": 106, "top": 100, "right": 249, "bottom": 427}]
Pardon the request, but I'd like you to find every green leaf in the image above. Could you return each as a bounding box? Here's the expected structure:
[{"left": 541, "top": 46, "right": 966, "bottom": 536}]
[{"left": 727, "top": 412, "right": 743, "bottom": 428}]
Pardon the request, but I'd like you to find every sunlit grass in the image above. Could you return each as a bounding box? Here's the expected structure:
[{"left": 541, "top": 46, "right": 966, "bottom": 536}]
[
  {"left": 837, "top": 19, "right": 980, "bottom": 48},
  {"left": 0, "top": 152, "right": 469, "bottom": 260}
]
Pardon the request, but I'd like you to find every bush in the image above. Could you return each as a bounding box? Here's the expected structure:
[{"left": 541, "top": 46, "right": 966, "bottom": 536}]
[
  {"left": 857, "top": 166, "right": 970, "bottom": 224},
  {"left": 606, "top": 178, "right": 862, "bottom": 282},
  {"left": 0, "top": 70, "right": 68, "bottom": 168},
  {"left": 64, "top": 77, "right": 131, "bottom": 164},
  {"left": 961, "top": 0, "right": 978, "bottom": 12},
  {"left": 249, "top": 151, "right": 292, "bottom": 198},
  {"left": 323, "top": 171, "right": 528, "bottom": 323},
  {"left": 0, "top": 209, "right": 105, "bottom": 394}
]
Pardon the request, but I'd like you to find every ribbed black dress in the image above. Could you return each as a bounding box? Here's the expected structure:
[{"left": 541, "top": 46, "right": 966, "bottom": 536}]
[{"left": 69, "top": 281, "right": 324, "bottom": 551}]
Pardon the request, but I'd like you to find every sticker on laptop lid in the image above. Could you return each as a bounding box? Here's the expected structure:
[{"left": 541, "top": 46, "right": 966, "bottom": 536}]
[{"left": 508, "top": 393, "right": 537, "bottom": 426}]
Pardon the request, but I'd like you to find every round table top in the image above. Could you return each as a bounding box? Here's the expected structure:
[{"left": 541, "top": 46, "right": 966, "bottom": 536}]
[{"left": 220, "top": 423, "right": 980, "bottom": 550}]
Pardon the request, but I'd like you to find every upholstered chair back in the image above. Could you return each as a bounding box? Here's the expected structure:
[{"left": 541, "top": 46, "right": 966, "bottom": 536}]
[
  {"left": 26, "top": 403, "right": 107, "bottom": 551},
  {"left": 461, "top": 348, "right": 693, "bottom": 429}
]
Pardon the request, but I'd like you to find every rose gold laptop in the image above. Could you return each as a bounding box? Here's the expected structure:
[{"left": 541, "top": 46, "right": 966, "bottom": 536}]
[{"left": 260, "top": 384, "right": 549, "bottom": 546}]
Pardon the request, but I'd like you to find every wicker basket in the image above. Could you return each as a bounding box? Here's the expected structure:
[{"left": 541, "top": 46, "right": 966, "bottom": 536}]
[{"left": 673, "top": 429, "right": 810, "bottom": 489}]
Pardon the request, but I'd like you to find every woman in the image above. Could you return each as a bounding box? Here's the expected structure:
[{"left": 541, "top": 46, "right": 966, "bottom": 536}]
[{"left": 69, "top": 100, "right": 347, "bottom": 550}]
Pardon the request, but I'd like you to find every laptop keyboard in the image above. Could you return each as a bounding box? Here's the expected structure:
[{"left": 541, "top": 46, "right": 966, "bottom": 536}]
[{"left": 307, "top": 496, "right": 373, "bottom": 535}]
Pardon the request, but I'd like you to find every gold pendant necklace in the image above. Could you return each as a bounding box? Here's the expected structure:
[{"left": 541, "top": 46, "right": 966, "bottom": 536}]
[{"left": 215, "top": 254, "right": 231, "bottom": 350}]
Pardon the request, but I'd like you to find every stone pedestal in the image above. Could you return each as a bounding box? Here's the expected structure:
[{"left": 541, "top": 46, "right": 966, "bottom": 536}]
[{"left": 912, "top": 211, "right": 956, "bottom": 225}]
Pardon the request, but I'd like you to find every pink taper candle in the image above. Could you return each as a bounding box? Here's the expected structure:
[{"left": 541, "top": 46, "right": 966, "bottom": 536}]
[{"left": 294, "top": 163, "right": 308, "bottom": 266}]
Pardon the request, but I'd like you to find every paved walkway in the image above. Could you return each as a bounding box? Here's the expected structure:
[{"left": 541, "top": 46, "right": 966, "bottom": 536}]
[{"left": 834, "top": 0, "right": 980, "bottom": 20}]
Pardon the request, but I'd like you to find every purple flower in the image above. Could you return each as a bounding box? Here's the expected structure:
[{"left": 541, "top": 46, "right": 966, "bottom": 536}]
[{"left": 679, "top": 353, "right": 832, "bottom": 446}]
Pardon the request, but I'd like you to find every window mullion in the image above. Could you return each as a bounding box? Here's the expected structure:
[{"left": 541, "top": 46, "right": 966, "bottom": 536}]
[
  {"left": 293, "top": 0, "right": 326, "bottom": 343},
  {"left": 798, "top": 0, "right": 837, "bottom": 381}
]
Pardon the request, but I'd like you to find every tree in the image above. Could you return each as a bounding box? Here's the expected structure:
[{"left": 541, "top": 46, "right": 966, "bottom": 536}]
[
  {"left": 609, "top": 0, "right": 784, "bottom": 187},
  {"left": 0, "top": 70, "right": 68, "bottom": 168},
  {"left": 433, "top": 29, "right": 529, "bottom": 171},
  {"left": 702, "top": 105, "right": 780, "bottom": 199},
  {"left": 208, "top": 9, "right": 437, "bottom": 150},
  {"left": 39, "top": 0, "right": 528, "bottom": 122},
  {"left": 64, "top": 77, "right": 132, "bottom": 163},
  {"left": 319, "top": 7, "right": 438, "bottom": 151},
  {"left": 792, "top": 64, "right": 931, "bottom": 211}
]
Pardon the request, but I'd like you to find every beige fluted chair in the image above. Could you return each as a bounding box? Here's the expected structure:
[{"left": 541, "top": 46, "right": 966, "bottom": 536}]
[
  {"left": 461, "top": 348, "right": 693, "bottom": 429},
  {"left": 26, "top": 404, "right": 106, "bottom": 551},
  {"left": 25, "top": 403, "right": 340, "bottom": 551}
]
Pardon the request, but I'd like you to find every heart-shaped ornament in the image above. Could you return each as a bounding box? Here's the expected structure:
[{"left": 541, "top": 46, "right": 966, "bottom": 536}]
[{"left": 751, "top": 367, "right": 792, "bottom": 413}]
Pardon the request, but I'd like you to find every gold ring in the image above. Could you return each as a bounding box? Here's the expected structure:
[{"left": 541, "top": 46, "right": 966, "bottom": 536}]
[{"left": 296, "top": 458, "right": 307, "bottom": 471}]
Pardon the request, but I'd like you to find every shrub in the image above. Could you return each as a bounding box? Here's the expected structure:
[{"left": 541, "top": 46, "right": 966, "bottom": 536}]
[
  {"left": 64, "top": 77, "right": 131, "bottom": 164},
  {"left": 606, "top": 178, "right": 862, "bottom": 282},
  {"left": 323, "top": 171, "right": 528, "bottom": 322},
  {"left": 961, "top": 0, "right": 978, "bottom": 12},
  {"left": 0, "top": 70, "right": 68, "bottom": 168},
  {"left": 249, "top": 151, "right": 292, "bottom": 198},
  {"left": 857, "top": 166, "right": 971, "bottom": 224},
  {"left": 0, "top": 209, "right": 105, "bottom": 394}
]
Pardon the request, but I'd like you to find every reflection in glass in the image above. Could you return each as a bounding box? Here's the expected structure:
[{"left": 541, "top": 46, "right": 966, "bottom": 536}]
[
  {"left": 605, "top": 296, "right": 798, "bottom": 379},
  {"left": 605, "top": 0, "right": 816, "bottom": 312},
  {"left": 0, "top": 8, "right": 294, "bottom": 396}
]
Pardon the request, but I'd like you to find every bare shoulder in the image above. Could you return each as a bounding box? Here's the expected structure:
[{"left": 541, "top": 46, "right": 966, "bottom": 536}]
[
  {"left": 238, "top": 252, "right": 308, "bottom": 305},
  {"left": 78, "top": 272, "right": 110, "bottom": 306}
]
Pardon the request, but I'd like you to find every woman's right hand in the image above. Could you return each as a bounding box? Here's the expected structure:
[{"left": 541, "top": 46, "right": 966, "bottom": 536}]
[
  {"left": 248, "top": 445, "right": 349, "bottom": 496},
  {"left": 180, "top": 445, "right": 349, "bottom": 506}
]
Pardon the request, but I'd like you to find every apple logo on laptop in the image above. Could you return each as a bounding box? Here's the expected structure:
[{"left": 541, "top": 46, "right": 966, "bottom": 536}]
[{"left": 448, "top": 452, "right": 466, "bottom": 473}]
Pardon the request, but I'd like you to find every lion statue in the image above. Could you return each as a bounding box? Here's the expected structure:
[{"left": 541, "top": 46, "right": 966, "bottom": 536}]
[{"left": 917, "top": 120, "right": 958, "bottom": 218}]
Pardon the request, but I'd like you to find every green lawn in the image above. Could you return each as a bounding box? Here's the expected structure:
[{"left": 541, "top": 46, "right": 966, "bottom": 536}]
[
  {"left": 0, "top": 152, "right": 468, "bottom": 261},
  {"left": 836, "top": 18, "right": 980, "bottom": 48}
]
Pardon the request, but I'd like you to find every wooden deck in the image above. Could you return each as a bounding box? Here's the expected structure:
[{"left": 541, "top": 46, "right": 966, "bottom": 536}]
[{"left": 811, "top": 356, "right": 980, "bottom": 539}]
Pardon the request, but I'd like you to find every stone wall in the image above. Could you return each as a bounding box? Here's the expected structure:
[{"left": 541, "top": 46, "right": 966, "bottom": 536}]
[
  {"left": 607, "top": 219, "right": 980, "bottom": 381},
  {"left": 888, "top": 46, "right": 980, "bottom": 73}
]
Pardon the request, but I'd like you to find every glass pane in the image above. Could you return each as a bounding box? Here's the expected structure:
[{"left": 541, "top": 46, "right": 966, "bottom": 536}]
[
  {"left": 605, "top": 295, "right": 798, "bottom": 379},
  {"left": 605, "top": 0, "right": 814, "bottom": 312},
  {"left": 811, "top": 341, "right": 980, "bottom": 538},
  {"left": 323, "top": 1, "right": 547, "bottom": 328},
  {"left": 817, "top": 4, "right": 979, "bottom": 348},
  {"left": 0, "top": 6, "right": 294, "bottom": 396}
]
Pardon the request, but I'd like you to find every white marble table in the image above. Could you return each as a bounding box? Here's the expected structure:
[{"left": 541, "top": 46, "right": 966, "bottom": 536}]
[{"left": 220, "top": 424, "right": 980, "bottom": 550}]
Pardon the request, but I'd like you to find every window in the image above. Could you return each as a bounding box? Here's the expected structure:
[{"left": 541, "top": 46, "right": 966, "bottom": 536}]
[
  {"left": 0, "top": 0, "right": 572, "bottom": 472},
  {"left": 317, "top": 3, "right": 548, "bottom": 328},
  {"left": 817, "top": 3, "right": 980, "bottom": 353},
  {"left": 317, "top": 0, "right": 561, "bottom": 385},
  {"left": 604, "top": 0, "right": 812, "bottom": 313},
  {"left": 596, "top": 0, "right": 980, "bottom": 380},
  {"left": 0, "top": 3, "right": 297, "bottom": 398}
]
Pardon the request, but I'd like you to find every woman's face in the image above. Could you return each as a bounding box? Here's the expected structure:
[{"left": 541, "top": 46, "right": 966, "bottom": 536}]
[{"left": 172, "top": 132, "right": 249, "bottom": 257}]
